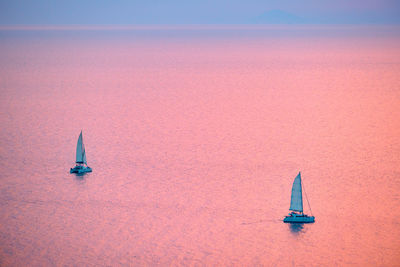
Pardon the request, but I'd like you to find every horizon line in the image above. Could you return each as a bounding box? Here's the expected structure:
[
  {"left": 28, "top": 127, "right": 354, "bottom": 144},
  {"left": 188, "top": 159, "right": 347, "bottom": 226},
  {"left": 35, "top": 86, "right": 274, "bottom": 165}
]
[{"left": 1, "top": 24, "right": 399, "bottom": 31}]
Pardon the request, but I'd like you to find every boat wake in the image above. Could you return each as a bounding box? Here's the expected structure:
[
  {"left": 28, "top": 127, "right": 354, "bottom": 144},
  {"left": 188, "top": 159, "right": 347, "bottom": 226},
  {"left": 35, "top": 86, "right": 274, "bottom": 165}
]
[{"left": 241, "top": 219, "right": 282, "bottom": 225}]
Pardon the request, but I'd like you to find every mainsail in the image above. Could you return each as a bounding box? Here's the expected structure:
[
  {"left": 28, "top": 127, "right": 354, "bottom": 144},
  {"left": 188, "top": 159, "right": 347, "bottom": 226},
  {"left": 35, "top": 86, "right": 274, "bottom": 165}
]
[
  {"left": 289, "top": 172, "right": 303, "bottom": 212},
  {"left": 76, "top": 131, "right": 84, "bottom": 163}
]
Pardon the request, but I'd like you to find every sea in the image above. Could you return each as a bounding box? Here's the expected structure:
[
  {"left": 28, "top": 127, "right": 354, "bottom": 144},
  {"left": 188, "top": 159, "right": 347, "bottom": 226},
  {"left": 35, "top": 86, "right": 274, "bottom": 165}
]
[{"left": 0, "top": 25, "right": 399, "bottom": 266}]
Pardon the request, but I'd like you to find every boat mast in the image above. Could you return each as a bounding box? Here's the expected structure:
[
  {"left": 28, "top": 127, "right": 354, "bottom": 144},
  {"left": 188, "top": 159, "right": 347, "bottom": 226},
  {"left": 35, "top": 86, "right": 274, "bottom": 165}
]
[{"left": 302, "top": 179, "right": 313, "bottom": 216}]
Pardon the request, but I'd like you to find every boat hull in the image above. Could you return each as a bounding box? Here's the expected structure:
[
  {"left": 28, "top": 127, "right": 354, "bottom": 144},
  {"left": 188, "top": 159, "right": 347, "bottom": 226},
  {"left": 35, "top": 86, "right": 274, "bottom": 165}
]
[
  {"left": 70, "top": 166, "right": 92, "bottom": 174},
  {"left": 284, "top": 215, "right": 315, "bottom": 223}
]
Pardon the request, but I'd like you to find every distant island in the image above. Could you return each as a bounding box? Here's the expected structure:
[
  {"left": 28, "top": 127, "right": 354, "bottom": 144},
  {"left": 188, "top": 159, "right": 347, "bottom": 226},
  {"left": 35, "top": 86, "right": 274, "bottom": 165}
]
[{"left": 252, "top": 9, "right": 400, "bottom": 25}]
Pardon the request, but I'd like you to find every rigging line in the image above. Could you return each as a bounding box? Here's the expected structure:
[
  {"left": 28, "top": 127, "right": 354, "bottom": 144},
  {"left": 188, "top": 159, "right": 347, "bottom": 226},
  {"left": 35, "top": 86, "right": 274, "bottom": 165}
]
[{"left": 302, "top": 179, "right": 313, "bottom": 216}]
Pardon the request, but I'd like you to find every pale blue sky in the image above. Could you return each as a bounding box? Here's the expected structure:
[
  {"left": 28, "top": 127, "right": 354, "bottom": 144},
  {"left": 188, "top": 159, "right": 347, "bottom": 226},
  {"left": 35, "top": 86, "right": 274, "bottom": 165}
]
[{"left": 0, "top": 0, "right": 399, "bottom": 24}]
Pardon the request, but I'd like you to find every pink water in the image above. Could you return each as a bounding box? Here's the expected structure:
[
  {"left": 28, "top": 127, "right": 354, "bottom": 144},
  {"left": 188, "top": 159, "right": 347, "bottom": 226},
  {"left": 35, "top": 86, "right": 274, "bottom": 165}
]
[{"left": 0, "top": 27, "right": 400, "bottom": 266}]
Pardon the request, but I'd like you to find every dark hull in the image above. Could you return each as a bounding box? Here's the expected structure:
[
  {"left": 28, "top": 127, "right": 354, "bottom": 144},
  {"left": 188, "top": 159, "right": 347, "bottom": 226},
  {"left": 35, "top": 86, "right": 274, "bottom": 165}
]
[
  {"left": 70, "top": 166, "right": 92, "bottom": 174},
  {"left": 284, "top": 215, "right": 315, "bottom": 223}
]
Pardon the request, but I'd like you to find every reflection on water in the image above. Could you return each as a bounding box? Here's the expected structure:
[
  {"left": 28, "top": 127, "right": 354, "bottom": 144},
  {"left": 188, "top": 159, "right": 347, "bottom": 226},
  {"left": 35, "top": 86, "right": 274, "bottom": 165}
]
[
  {"left": 73, "top": 173, "right": 87, "bottom": 178},
  {"left": 72, "top": 172, "right": 90, "bottom": 183},
  {"left": 289, "top": 223, "right": 304, "bottom": 234},
  {"left": 0, "top": 27, "right": 400, "bottom": 266}
]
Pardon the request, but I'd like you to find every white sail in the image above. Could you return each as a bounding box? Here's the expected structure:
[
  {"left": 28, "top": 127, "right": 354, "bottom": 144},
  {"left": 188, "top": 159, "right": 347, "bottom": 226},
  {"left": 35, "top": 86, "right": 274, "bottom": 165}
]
[
  {"left": 289, "top": 172, "right": 303, "bottom": 212},
  {"left": 76, "top": 131, "right": 84, "bottom": 163}
]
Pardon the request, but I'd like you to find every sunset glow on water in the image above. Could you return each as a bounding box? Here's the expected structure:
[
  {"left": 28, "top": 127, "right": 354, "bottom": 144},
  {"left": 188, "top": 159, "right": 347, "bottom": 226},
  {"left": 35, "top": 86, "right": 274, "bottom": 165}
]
[{"left": 0, "top": 26, "right": 400, "bottom": 266}]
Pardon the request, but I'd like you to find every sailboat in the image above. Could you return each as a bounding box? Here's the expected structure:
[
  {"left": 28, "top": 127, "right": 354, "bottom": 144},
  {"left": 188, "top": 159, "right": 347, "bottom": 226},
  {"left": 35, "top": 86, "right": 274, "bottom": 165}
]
[
  {"left": 70, "top": 131, "right": 92, "bottom": 174},
  {"left": 283, "top": 172, "right": 315, "bottom": 223}
]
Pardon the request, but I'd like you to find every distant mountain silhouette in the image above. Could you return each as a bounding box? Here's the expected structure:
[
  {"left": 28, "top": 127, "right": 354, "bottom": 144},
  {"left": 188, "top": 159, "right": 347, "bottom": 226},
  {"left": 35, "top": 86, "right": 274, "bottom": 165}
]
[
  {"left": 252, "top": 9, "right": 400, "bottom": 25},
  {"left": 254, "top": 10, "right": 307, "bottom": 24}
]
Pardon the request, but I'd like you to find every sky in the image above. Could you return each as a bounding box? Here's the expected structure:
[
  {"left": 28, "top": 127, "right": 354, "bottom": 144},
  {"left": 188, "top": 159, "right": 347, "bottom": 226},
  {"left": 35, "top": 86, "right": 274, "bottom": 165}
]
[{"left": 0, "top": 0, "right": 399, "bottom": 25}]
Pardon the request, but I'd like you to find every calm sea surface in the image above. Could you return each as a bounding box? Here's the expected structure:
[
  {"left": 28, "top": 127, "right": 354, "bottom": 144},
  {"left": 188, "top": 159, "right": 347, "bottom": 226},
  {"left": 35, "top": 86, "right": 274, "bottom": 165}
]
[{"left": 0, "top": 26, "right": 400, "bottom": 266}]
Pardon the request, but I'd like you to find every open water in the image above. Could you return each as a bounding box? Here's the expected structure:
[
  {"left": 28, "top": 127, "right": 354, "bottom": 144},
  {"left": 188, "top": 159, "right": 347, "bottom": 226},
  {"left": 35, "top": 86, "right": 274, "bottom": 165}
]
[{"left": 0, "top": 26, "right": 400, "bottom": 266}]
